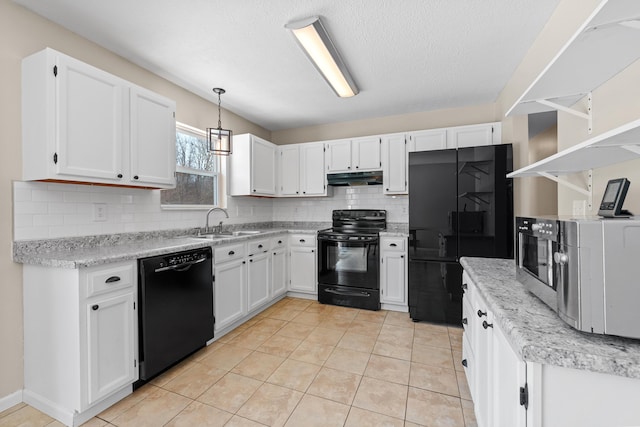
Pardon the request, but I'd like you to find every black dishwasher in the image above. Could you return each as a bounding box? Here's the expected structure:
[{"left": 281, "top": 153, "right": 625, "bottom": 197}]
[{"left": 138, "top": 247, "right": 213, "bottom": 381}]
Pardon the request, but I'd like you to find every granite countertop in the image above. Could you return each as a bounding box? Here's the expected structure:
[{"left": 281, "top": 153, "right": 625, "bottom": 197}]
[
  {"left": 14, "top": 227, "right": 320, "bottom": 269},
  {"left": 460, "top": 257, "right": 640, "bottom": 379}
]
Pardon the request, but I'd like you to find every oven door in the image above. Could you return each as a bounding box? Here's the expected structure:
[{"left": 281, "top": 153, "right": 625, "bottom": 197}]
[
  {"left": 516, "top": 231, "right": 558, "bottom": 310},
  {"left": 317, "top": 235, "right": 379, "bottom": 289},
  {"left": 518, "top": 232, "right": 555, "bottom": 288}
]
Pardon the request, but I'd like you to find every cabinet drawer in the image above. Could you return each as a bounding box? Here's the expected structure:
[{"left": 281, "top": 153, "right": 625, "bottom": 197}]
[
  {"left": 86, "top": 262, "right": 134, "bottom": 298},
  {"left": 381, "top": 237, "right": 406, "bottom": 251},
  {"left": 248, "top": 239, "right": 270, "bottom": 255},
  {"left": 215, "top": 244, "right": 246, "bottom": 263},
  {"left": 271, "top": 236, "right": 287, "bottom": 250},
  {"left": 289, "top": 234, "right": 316, "bottom": 247}
]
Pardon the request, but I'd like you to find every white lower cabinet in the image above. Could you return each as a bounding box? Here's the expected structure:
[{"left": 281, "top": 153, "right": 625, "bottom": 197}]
[
  {"left": 23, "top": 261, "right": 138, "bottom": 427},
  {"left": 288, "top": 234, "right": 317, "bottom": 295},
  {"left": 380, "top": 236, "right": 408, "bottom": 310},
  {"left": 463, "top": 271, "right": 526, "bottom": 427},
  {"left": 214, "top": 235, "right": 289, "bottom": 336},
  {"left": 247, "top": 239, "right": 271, "bottom": 312},
  {"left": 271, "top": 237, "right": 288, "bottom": 297},
  {"left": 214, "top": 244, "right": 247, "bottom": 333},
  {"left": 462, "top": 269, "right": 640, "bottom": 427}
]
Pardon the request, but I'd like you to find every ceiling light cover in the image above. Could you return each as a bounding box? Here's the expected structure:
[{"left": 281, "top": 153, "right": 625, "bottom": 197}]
[
  {"left": 207, "top": 87, "right": 232, "bottom": 155},
  {"left": 286, "top": 16, "right": 359, "bottom": 98}
]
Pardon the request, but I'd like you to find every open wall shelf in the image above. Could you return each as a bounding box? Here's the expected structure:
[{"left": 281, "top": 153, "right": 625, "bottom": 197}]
[{"left": 505, "top": 0, "right": 640, "bottom": 124}]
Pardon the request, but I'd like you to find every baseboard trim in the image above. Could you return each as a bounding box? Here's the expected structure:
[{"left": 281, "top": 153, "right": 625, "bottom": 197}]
[{"left": 0, "top": 390, "right": 23, "bottom": 413}]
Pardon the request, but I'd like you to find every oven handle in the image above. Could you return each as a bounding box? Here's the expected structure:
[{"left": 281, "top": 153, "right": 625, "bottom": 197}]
[
  {"left": 324, "top": 288, "right": 371, "bottom": 297},
  {"left": 317, "top": 235, "right": 379, "bottom": 243}
]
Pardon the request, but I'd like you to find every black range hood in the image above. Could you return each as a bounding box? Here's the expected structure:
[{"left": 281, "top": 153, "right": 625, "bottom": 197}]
[{"left": 327, "top": 171, "right": 383, "bottom": 186}]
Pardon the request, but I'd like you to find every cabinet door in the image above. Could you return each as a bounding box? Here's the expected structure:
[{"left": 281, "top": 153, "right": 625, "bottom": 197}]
[
  {"left": 272, "top": 247, "right": 287, "bottom": 297},
  {"left": 56, "top": 54, "right": 124, "bottom": 181},
  {"left": 247, "top": 252, "right": 270, "bottom": 312},
  {"left": 289, "top": 247, "right": 317, "bottom": 293},
  {"left": 382, "top": 134, "right": 407, "bottom": 194},
  {"left": 279, "top": 145, "right": 300, "bottom": 196},
  {"left": 474, "top": 296, "right": 494, "bottom": 427},
  {"left": 380, "top": 251, "right": 407, "bottom": 305},
  {"left": 326, "top": 140, "right": 352, "bottom": 172},
  {"left": 407, "top": 129, "right": 447, "bottom": 152},
  {"left": 251, "top": 137, "right": 276, "bottom": 195},
  {"left": 86, "top": 292, "right": 136, "bottom": 405},
  {"left": 129, "top": 86, "right": 176, "bottom": 188},
  {"left": 300, "top": 142, "right": 326, "bottom": 196},
  {"left": 492, "top": 323, "right": 527, "bottom": 427},
  {"left": 447, "top": 124, "right": 496, "bottom": 148},
  {"left": 214, "top": 259, "right": 246, "bottom": 332},
  {"left": 353, "top": 136, "right": 381, "bottom": 170}
]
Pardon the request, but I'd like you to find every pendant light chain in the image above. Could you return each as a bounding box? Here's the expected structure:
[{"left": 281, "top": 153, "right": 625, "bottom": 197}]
[{"left": 217, "top": 90, "right": 222, "bottom": 130}]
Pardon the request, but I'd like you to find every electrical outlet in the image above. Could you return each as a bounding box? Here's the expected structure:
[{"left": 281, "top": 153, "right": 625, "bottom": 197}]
[
  {"left": 93, "top": 203, "right": 107, "bottom": 221},
  {"left": 572, "top": 200, "right": 587, "bottom": 216}
]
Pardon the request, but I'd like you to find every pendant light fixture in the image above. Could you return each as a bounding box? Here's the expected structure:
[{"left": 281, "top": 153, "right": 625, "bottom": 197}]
[{"left": 207, "top": 87, "right": 232, "bottom": 155}]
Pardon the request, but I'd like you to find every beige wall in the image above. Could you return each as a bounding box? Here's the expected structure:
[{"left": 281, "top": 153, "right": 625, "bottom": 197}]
[
  {"left": 272, "top": 103, "right": 498, "bottom": 144},
  {"left": 494, "top": 0, "right": 601, "bottom": 217},
  {"left": 557, "top": 58, "right": 640, "bottom": 216},
  {"left": 0, "top": 0, "right": 268, "bottom": 399}
]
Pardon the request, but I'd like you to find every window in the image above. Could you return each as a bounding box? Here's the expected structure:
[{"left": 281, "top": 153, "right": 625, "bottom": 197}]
[{"left": 161, "top": 123, "right": 220, "bottom": 208}]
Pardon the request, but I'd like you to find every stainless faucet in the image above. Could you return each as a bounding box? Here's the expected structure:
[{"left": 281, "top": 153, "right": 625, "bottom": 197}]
[{"left": 204, "top": 207, "right": 229, "bottom": 234}]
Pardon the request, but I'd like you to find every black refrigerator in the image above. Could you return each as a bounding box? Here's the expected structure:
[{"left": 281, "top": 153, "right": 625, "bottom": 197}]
[{"left": 408, "top": 144, "right": 513, "bottom": 325}]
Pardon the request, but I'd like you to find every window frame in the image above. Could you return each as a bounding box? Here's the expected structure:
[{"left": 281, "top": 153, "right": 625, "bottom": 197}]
[{"left": 160, "top": 122, "right": 223, "bottom": 210}]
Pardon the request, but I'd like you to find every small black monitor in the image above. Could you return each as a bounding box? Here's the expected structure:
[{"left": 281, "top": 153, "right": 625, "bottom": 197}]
[{"left": 598, "top": 178, "right": 631, "bottom": 217}]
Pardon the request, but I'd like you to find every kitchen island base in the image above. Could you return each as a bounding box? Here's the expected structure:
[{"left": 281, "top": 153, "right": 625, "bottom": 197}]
[{"left": 461, "top": 257, "right": 640, "bottom": 427}]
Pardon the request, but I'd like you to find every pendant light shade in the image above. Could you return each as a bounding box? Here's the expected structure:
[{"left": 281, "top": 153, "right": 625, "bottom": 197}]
[{"left": 207, "top": 88, "right": 232, "bottom": 155}]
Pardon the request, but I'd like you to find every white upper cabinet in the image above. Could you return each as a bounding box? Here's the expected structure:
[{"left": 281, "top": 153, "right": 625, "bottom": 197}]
[
  {"left": 278, "top": 145, "right": 301, "bottom": 196},
  {"left": 21, "top": 48, "right": 176, "bottom": 189},
  {"left": 277, "top": 142, "right": 327, "bottom": 197},
  {"left": 407, "top": 129, "right": 447, "bottom": 152},
  {"left": 230, "top": 134, "right": 276, "bottom": 196},
  {"left": 447, "top": 123, "right": 500, "bottom": 148},
  {"left": 381, "top": 133, "right": 408, "bottom": 194},
  {"left": 326, "top": 139, "right": 352, "bottom": 172},
  {"left": 129, "top": 86, "right": 176, "bottom": 187},
  {"left": 326, "top": 136, "right": 381, "bottom": 172},
  {"left": 407, "top": 123, "right": 500, "bottom": 152},
  {"left": 300, "top": 142, "right": 327, "bottom": 196},
  {"left": 352, "top": 136, "right": 382, "bottom": 170}
]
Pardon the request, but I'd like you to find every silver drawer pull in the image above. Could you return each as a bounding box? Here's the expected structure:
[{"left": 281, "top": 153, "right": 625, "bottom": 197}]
[{"left": 105, "top": 276, "right": 121, "bottom": 283}]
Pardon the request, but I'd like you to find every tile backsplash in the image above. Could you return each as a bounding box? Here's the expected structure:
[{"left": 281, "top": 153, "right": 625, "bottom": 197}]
[{"left": 13, "top": 181, "right": 407, "bottom": 240}]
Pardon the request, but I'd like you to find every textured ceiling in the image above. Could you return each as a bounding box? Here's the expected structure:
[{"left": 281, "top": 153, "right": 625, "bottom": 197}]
[{"left": 15, "top": 0, "right": 562, "bottom": 131}]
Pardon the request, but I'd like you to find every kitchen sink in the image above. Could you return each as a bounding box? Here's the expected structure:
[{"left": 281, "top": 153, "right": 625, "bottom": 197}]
[{"left": 193, "top": 230, "right": 262, "bottom": 239}]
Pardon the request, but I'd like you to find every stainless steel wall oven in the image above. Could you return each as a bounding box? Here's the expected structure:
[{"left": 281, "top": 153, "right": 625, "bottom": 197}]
[{"left": 318, "top": 210, "right": 386, "bottom": 310}]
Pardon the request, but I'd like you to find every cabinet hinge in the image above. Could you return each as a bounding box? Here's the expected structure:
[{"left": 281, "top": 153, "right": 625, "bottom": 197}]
[
  {"left": 53, "top": 153, "right": 58, "bottom": 164},
  {"left": 519, "top": 383, "right": 529, "bottom": 410},
  {"left": 53, "top": 65, "right": 57, "bottom": 77}
]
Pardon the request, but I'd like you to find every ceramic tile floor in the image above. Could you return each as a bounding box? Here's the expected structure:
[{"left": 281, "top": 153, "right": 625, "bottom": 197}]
[{"left": 0, "top": 297, "right": 477, "bottom": 427}]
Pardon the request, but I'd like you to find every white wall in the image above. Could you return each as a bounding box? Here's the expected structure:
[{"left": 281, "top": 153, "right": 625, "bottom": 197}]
[
  {"left": 12, "top": 181, "right": 275, "bottom": 240},
  {"left": 274, "top": 187, "right": 407, "bottom": 224}
]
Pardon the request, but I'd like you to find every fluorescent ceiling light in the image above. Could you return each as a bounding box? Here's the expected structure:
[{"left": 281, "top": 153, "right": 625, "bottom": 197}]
[{"left": 286, "top": 16, "right": 359, "bottom": 98}]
